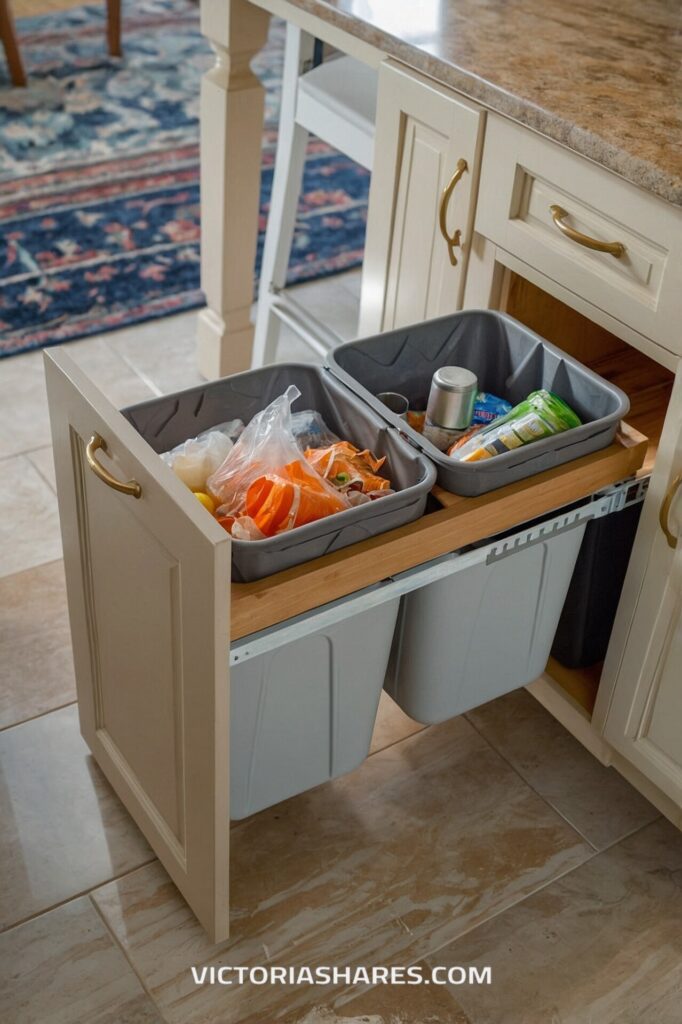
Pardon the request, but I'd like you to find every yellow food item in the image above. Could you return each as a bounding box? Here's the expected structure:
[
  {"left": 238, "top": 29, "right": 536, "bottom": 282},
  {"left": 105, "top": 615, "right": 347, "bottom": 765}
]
[{"left": 193, "top": 491, "right": 216, "bottom": 513}]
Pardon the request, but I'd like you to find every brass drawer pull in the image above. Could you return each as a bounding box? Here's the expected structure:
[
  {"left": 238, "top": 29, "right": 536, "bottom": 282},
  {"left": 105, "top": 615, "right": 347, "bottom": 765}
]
[
  {"left": 549, "top": 205, "right": 626, "bottom": 258},
  {"left": 86, "top": 434, "right": 141, "bottom": 499},
  {"left": 660, "top": 471, "right": 682, "bottom": 549},
  {"left": 439, "top": 158, "right": 468, "bottom": 266}
]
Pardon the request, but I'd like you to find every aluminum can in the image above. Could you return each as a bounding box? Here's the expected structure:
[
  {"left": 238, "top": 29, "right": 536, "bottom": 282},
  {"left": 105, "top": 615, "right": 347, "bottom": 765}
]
[{"left": 426, "top": 367, "right": 477, "bottom": 429}]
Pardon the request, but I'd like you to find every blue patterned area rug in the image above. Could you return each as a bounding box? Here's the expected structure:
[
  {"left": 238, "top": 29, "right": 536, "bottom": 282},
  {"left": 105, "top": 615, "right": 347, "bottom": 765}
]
[{"left": 0, "top": 0, "right": 369, "bottom": 357}]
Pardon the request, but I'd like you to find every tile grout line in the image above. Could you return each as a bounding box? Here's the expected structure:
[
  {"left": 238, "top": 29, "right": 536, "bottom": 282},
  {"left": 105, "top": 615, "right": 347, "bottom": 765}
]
[
  {"left": 0, "top": 554, "right": 64, "bottom": 584},
  {"left": 88, "top": 889, "right": 170, "bottom": 1022},
  {"left": 588, "top": 813, "right": 662, "bottom": 856},
  {"left": 0, "top": 446, "right": 52, "bottom": 464},
  {"left": 463, "top": 712, "right": 601, "bottom": 853},
  {"left": 101, "top": 335, "right": 167, "bottom": 399},
  {"left": 334, "top": 821, "right": 623, "bottom": 1015},
  {"left": 367, "top": 724, "right": 428, "bottom": 761},
  {"left": 24, "top": 450, "right": 57, "bottom": 494},
  {"left": 0, "top": 698, "right": 78, "bottom": 734},
  {"left": 465, "top": 709, "right": 663, "bottom": 853},
  {"left": 419, "top": 813, "right": 664, "bottom": 971},
  {"left": 0, "top": 856, "right": 159, "bottom": 937},
  {"left": 419, "top": 841, "right": 603, "bottom": 971}
]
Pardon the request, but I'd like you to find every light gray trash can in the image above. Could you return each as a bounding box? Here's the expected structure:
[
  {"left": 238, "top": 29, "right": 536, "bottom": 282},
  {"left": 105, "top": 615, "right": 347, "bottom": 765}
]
[
  {"left": 229, "top": 588, "right": 400, "bottom": 819},
  {"left": 384, "top": 501, "right": 603, "bottom": 724}
]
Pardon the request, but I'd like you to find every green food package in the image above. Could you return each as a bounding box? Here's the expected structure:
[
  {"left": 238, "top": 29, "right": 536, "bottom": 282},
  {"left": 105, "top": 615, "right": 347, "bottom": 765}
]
[{"left": 450, "top": 389, "right": 581, "bottom": 462}]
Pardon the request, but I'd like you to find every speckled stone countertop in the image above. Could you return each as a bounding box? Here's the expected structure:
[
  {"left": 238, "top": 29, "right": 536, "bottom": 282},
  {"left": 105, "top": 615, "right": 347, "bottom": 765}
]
[{"left": 280, "top": 0, "right": 682, "bottom": 207}]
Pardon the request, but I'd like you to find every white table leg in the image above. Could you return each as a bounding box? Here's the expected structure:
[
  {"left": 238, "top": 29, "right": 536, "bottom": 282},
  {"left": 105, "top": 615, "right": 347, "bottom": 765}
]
[{"left": 198, "top": 0, "right": 270, "bottom": 379}]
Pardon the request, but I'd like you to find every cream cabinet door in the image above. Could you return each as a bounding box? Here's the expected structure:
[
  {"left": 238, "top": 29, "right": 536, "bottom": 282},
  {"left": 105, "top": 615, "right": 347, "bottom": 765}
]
[
  {"left": 359, "top": 61, "right": 485, "bottom": 335},
  {"left": 44, "top": 350, "right": 232, "bottom": 942},
  {"left": 601, "top": 368, "right": 682, "bottom": 808}
]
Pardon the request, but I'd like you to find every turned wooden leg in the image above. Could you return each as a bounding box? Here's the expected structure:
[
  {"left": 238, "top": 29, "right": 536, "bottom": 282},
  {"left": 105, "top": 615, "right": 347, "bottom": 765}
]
[
  {"left": 197, "top": 0, "right": 270, "bottom": 379},
  {"left": 106, "top": 0, "right": 121, "bottom": 57},
  {"left": 0, "top": 0, "right": 27, "bottom": 87}
]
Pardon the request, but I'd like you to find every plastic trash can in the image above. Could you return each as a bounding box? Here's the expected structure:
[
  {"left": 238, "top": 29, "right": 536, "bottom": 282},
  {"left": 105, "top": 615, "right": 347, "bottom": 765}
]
[
  {"left": 384, "top": 501, "right": 599, "bottom": 724},
  {"left": 328, "top": 310, "right": 629, "bottom": 496},
  {"left": 124, "top": 363, "right": 436, "bottom": 582},
  {"left": 229, "top": 584, "right": 400, "bottom": 819},
  {"left": 551, "top": 492, "right": 644, "bottom": 668}
]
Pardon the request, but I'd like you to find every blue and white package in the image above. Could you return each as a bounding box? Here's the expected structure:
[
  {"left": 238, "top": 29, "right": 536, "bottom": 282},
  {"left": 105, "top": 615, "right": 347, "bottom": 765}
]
[{"left": 473, "top": 391, "right": 512, "bottom": 425}]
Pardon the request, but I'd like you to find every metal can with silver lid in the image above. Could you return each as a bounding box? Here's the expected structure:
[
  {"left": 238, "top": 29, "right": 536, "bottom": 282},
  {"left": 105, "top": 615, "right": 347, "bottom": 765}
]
[{"left": 426, "top": 366, "right": 478, "bottom": 429}]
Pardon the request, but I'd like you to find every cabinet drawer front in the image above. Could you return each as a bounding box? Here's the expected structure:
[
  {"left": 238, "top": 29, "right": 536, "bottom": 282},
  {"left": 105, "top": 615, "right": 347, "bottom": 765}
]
[
  {"left": 476, "top": 116, "right": 682, "bottom": 354},
  {"left": 44, "top": 349, "right": 232, "bottom": 942}
]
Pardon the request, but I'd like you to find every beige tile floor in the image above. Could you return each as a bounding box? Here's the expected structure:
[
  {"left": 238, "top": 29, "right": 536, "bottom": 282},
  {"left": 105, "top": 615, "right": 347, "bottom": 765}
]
[{"left": 0, "top": 274, "right": 680, "bottom": 1023}]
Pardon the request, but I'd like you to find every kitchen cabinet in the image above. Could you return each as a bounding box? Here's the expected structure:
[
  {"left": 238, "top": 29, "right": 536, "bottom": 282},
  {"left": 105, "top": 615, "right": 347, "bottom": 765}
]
[
  {"left": 474, "top": 116, "right": 682, "bottom": 359},
  {"left": 359, "top": 62, "right": 682, "bottom": 815},
  {"left": 46, "top": 8, "right": 682, "bottom": 943},
  {"left": 359, "top": 61, "right": 484, "bottom": 335}
]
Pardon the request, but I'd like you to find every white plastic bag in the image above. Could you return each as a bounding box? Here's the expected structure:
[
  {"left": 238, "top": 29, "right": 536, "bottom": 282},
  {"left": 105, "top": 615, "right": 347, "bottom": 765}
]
[
  {"left": 161, "top": 420, "right": 243, "bottom": 491},
  {"left": 207, "top": 386, "right": 349, "bottom": 538}
]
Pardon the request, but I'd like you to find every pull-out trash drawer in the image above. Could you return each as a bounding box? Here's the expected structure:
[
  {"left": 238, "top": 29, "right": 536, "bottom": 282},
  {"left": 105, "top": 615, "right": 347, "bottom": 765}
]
[{"left": 43, "top": 346, "right": 645, "bottom": 943}]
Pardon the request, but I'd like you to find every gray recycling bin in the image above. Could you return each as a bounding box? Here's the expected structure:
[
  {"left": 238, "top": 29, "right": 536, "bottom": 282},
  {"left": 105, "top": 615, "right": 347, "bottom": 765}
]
[
  {"left": 124, "top": 363, "right": 436, "bottom": 582},
  {"left": 328, "top": 310, "right": 629, "bottom": 495}
]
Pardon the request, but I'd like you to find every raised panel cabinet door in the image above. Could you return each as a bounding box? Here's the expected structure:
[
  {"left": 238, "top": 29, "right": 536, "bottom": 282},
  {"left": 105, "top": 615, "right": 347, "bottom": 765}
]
[
  {"left": 44, "top": 350, "right": 232, "bottom": 942},
  {"left": 601, "top": 367, "right": 682, "bottom": 808},
  {"left": 359, "top": 61, "right": 485, "bottom": 335}
]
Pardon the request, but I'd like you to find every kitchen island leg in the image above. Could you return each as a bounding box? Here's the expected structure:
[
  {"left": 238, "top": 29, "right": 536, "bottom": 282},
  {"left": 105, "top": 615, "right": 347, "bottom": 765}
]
[{"left": 198, "top": 0, "right": 270, "bottom": 379}]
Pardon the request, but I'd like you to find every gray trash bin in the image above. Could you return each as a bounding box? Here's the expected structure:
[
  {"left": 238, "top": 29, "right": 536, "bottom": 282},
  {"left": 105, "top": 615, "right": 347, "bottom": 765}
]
[
  {"left": 328, "top": 309, "right": 629, "bottom": 495},
  {"left": 124, "top": 363, "right": 436, "bottom": 582},
  {"left": 229, "top": 584, "right": 400, "bottom": 819},
  {"left": 383, "top": 492, "right": 631, "bottom": 724}
]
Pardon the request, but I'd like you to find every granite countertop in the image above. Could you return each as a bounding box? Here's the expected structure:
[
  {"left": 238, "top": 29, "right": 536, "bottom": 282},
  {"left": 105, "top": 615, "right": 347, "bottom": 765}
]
[{"left": 282, "top": 0, "right": 682, "bottom": 207}]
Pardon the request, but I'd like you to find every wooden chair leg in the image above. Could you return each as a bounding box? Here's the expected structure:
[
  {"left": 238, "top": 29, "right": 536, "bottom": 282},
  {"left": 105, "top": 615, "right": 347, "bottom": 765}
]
[
  {"left": 106, "top": 0, "right": 121, "bottom": 57},
  {"left": 0, "top": 0, "right": 27, "bottom": 87}
]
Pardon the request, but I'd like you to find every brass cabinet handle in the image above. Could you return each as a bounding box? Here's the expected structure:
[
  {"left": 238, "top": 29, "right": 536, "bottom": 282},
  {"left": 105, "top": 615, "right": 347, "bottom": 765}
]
[
  {"left": 439, "top": 158, "right": 468, "bottom": 266},
  {"left": 549, "top": 205, "right": 626, "bottom": 258},
  {"left": 660, "top": 471, "right": 682, "bottom": 549},
  {"left": 86, "top": 433, "right": 141, "bottom": 499}
]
